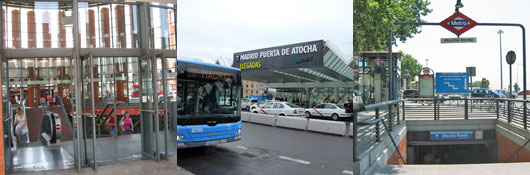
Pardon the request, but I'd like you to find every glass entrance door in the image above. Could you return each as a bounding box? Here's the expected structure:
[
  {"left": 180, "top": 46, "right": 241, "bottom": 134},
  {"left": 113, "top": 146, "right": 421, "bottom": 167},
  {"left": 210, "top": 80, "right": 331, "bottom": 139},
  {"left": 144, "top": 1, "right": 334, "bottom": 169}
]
[
  {"left": 138, "top": 54, "right": 171, "bottom": 161},
  {"left": 139, "top": 54, "right": 159, "bottom": 161},
  {"left": 81, "top": 54, "right": 97, "bottom": 170}
]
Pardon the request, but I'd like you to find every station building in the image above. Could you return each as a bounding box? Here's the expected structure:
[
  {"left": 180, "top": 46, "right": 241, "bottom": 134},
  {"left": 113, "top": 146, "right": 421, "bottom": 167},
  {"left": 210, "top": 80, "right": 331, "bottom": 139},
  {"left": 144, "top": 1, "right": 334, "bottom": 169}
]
[
  {"left": 0, "top": 0, "right": 176, "bottom": 173},
  {"left": 233, "top": 40, "right": 354, "bottom": 107}
]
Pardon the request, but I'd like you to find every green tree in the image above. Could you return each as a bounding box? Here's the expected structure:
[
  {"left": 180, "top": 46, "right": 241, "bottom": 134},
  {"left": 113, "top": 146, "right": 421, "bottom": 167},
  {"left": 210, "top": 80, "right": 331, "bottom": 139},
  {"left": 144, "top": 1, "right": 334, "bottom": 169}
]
[
  {"left": 354, "top": 0, "right": 432, "bottom": 53},
  {"left": 472, "top": 80, "right": 489, "bottom": 88},
  {"left": 400, "top": 52, "right": 423, "bottom": 81}
]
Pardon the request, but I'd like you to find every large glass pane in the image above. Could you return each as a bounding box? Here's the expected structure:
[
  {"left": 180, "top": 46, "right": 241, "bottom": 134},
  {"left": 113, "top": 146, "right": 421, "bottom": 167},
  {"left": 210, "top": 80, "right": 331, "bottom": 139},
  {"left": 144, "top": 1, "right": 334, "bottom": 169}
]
[
  {"left": 150, "top": 5, "right": 175, "bottom": 49},
  {"left": 2, "top": 1, "right": 74, "bottom": 48},
  {"left": 78, "top": 2, "right": 138, "bottom": 49}
]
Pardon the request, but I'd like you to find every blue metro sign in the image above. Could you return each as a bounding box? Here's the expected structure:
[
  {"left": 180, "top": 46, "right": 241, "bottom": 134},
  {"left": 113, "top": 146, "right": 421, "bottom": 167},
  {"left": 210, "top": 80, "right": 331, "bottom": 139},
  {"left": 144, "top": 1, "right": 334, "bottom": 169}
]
[{"left": 435, "top": 72, "right": 469, "bottom": 94}]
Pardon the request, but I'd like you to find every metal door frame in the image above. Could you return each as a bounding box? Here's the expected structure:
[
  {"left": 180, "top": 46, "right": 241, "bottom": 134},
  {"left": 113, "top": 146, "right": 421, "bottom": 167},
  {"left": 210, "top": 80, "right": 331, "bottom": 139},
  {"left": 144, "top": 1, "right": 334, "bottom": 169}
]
[
  {"left": 157, "top": 53, "right": 169, "bottom": 160},
  {"left": 80, "top": 53, "right": 97, "bottom": 170},
  {"left": 138, "top": 53, "right": 160, "bottom": 161}
]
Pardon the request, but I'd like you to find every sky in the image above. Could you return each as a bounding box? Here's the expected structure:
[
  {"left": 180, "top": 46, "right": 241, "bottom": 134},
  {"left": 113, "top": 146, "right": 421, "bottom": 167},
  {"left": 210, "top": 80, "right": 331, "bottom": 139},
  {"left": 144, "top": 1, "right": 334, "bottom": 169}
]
[
  {"left": 177, "top": 0, "right": 353, "bottom": 65},
  {"left": 394, "top": 0, "right": 530, "bottom": 90}
]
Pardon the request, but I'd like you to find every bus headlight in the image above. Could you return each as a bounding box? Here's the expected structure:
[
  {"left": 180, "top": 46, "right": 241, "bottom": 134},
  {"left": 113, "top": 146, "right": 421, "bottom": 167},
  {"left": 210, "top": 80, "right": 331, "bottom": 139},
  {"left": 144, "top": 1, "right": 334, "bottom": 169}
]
[
  {"left": 236, "top": 129, "right": 241, "bottom": 134},
  {"left": 177, "top": 135, "right": 184, "bottom": 140}
]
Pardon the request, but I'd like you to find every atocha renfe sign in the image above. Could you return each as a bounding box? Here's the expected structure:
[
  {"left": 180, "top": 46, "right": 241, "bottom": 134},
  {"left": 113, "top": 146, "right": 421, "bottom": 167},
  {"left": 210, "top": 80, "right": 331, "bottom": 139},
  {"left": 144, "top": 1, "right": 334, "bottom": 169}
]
[{"left": 232, "top": 40, "right": 325, "bottom": 71}]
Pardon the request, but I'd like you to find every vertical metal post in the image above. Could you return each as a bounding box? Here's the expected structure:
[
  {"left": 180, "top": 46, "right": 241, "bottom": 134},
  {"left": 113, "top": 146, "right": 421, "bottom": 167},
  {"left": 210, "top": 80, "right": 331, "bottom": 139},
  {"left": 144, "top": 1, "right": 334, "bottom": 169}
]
[
  {"left": 88, "top": 54, "right": 97, "bottom": 170},
  {"left": 509, "top": 64, "right": 513, "bottom": 123},
  {"left": 402, "top": 101, "right": 406, "bottom": 120},
  {"left": 388, "top": 105, "right": 393, "bottom": 131},
  {"left": 496, "top": 100, "right": 500, "bottom": 119},
  {"left": 498, "top": 30, "right": 504, "bottom": 90},
  {"left": 508, "top": 101, "right": 512, "bottom": 123},
  {"left": 73, "top": 0, "right": 83, "bottom": 172},
  {"left": 434, "top": 98, "right": 437, "bottom": 120},
  {"left": 396, "top": 103, "right": 400, "bottom": 125},
  {"left": 521, "top": 25, "right": 527, "bottom": 130},
  {"left": 523, "top": 100, "right": 528, "bottom": 129},
  {"left": 389, "top": 27, "right": 393, "bottom": 101},
  {"left": 464, "top": 98, "right": 469, "bottom": 120},
  {"left": 375, "top": 108, "right": 380, "bottom": 142},
  {"left": 352, "top": 112, "right": 358, "bottom": 161},
  {"left": 161, "top": 54, "right": 169, "bottom": 160},
  {"left": 151, "top": 55, "right": 160, "bottom": 162}
]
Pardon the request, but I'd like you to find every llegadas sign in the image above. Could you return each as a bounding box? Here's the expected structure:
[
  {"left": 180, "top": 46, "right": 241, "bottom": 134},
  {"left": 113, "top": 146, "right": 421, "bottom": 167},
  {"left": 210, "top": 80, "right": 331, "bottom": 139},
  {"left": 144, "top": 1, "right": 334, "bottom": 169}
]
[{"left": 232, "top": 40, "right": 324, "bottom": 71}]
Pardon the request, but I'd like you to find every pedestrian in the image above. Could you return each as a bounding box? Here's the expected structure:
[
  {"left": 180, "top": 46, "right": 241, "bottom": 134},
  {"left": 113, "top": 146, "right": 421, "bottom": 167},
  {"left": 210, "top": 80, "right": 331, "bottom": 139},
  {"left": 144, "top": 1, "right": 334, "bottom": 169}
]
[
  {"left": 14, "top": 108, "right": 28, "bottom": 145},
  {"left": 105, "top": 114, "right": 117, "bottom": 136},
  {"left": 48, "top": 94, "right": 54, "bottom": 107},
  {"left": 54, "top": 91, "right": 59, "bottom": 105},
  {"left": 120, "top": 111, "right": 134, "bottom": 135}
]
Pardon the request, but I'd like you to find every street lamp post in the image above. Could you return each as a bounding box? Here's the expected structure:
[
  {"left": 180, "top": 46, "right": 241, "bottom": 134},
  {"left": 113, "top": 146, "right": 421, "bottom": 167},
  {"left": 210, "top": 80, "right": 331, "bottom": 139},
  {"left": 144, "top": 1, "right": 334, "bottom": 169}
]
[{"left": 498, "top": 30, "right": 504, "bottom": 90}]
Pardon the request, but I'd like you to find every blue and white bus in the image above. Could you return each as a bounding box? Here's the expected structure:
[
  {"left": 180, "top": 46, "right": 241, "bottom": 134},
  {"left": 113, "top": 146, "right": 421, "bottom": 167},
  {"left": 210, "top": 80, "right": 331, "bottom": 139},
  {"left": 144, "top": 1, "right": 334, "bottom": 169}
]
[{"left": 176, "top": 59, "right": 242, "bottom": 148}]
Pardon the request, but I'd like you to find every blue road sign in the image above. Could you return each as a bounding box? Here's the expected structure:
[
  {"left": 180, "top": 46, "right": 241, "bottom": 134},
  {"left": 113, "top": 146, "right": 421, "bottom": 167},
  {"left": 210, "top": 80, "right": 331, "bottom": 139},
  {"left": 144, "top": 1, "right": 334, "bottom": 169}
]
[
  {"left": 435, "top": 72, "right": 469, "bottom": 93},
  {"left": 430, "top": 131, "right": 474, "bottom": 141}
]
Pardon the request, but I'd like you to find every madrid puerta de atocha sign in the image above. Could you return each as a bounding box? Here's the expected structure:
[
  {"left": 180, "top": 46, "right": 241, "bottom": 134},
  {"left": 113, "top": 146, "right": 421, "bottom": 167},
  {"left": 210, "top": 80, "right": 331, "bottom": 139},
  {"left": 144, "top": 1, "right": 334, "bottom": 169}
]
[{"left": 232, "top": 40, "right": 325, "bottom": 71}]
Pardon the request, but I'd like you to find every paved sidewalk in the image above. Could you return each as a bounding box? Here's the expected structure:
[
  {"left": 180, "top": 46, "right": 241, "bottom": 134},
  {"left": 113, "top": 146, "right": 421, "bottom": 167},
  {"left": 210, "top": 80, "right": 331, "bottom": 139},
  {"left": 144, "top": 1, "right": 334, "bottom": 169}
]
[
  {"left": 373, "top": 162, "right": 530, "bottom": 175},
  {"left": 12, "top": 156, "right": 194, "bottom": 175}
]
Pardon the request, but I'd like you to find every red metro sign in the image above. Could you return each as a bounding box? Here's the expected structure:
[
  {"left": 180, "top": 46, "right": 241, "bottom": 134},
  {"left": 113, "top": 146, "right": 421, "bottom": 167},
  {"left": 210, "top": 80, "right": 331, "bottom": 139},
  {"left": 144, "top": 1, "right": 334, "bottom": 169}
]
[
  {"left": 440, "top": 12, "right": 477, "bottom": 36},
  {"left": 372, "top": 57, "right": 384, "bottom": 66}
]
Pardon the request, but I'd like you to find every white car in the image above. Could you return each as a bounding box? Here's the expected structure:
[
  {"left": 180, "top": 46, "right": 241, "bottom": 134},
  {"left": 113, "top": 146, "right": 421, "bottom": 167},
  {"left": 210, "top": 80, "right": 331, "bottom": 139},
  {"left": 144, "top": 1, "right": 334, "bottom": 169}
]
[
  {"left": 305, "top": 103, "right": 352, "bottom": 121},
  {"left": 249, "top": 100, "right": 272, "bottom": 111},
  {"left": 241, "top": 98, "right": 258, "bottom": 111},
  {"left": 250, "top": 102, "right": 305, "bottom": 117}
]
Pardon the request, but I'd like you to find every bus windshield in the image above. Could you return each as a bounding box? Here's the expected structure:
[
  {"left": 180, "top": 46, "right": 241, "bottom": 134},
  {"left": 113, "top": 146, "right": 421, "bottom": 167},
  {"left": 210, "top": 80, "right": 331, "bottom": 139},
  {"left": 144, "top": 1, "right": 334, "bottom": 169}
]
[{"left": 176, "top": 61, "right": 241, "bottom": 125}]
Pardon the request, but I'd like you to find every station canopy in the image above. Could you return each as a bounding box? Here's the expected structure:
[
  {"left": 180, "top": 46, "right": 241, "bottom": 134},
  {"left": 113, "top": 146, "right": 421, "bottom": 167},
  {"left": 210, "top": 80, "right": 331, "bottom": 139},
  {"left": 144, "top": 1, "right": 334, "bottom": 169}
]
[{"left": 232, "top": 40, "right": 353, "bottom": 88}]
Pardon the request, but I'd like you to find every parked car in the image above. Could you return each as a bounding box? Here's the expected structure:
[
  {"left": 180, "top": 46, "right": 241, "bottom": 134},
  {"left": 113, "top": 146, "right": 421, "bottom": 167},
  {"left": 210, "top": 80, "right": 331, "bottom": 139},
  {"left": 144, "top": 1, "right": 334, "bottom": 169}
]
[
  {"left": 241, "top": 98, "right": 258, "bottom": 111},
  {"left": 305, "top": 103, "right": 352, "bottom": 121},
  {"left": 471, "top": 88, "right": 506, "bottom": 98},
  {"left": 496, "top": 89, "right": 517, "bottom": 98},
  {"left": 250, "top": 100, "right": 272, "bottom": 110},
  {"left": 403, "top": 89, "right": 419, "bottom": 99},
  {"left": 250, "top": 102, "right": 305, "bottom": 117}
]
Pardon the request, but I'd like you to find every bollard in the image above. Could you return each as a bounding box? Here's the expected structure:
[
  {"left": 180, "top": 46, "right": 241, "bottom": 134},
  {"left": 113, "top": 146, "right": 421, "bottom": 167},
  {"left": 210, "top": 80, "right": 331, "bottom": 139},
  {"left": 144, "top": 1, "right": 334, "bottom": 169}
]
[{"left": 375, "top": 108, "right": 380, "bottom": 142}]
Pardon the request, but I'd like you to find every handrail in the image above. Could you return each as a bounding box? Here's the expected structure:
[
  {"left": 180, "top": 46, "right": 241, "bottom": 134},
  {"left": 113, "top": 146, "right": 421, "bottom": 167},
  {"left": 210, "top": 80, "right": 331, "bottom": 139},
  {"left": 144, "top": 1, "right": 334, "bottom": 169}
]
[
  {"left": 360, "top": 99, "right": 402, "bottom": 111},
  {"left": 58, "top": 96, "right": 74, "bottom": 139},
  {"left": 505, "top": 138, "right": 530, "bottom": 163}
]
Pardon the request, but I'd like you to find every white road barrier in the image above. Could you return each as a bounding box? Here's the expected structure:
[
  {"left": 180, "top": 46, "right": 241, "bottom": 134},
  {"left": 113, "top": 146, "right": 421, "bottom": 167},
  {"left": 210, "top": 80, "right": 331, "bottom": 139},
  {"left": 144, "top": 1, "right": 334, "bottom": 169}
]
[
  {"left": 307, "top": 119, "right": 347, "bottom": 136},
  {"left": 275, "top": 116, "right": 309, "bottom": 130},
  {"left": 241, "top": 112, "right": 251, "bottom": 122},
  {"left": 249, "top": 113, "right": 276, "bottom": 126},
  {"left": 349, "top": 123, "right": 354, "bottom": 136},
  {"left": 243, "top": 112, "right": 350, "bottom": 136}
]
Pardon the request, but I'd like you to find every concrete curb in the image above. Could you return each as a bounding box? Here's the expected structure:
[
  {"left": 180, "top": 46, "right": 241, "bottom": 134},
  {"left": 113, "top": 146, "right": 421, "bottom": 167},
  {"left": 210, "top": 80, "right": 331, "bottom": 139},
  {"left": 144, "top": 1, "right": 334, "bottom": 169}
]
[
  {"left": 307, "top": 119, "right": 347, "bottom": 136},
  {"left": 275, "top": 116, "right": 309, "bottom": 131},
  {"left": 241, "top": 112, "right": 250, "bottom": 122},
  {"left": 249, "top": 113, "right": 276, "bottom": 126}
]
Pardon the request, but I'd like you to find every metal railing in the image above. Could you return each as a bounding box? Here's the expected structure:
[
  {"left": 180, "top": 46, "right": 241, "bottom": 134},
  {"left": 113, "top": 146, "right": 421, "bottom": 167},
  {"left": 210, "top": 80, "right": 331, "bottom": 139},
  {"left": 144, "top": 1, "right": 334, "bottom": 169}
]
[{"left": 352, "top": 97, "right": 530, "bottom": 162}]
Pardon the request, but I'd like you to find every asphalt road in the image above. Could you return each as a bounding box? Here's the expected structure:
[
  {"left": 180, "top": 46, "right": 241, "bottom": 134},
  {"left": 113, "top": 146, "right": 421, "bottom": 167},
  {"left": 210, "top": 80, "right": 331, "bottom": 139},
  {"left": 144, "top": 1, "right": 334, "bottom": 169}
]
[{"left": 177, "top": 122, "right": 354, "bottom": 175}]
